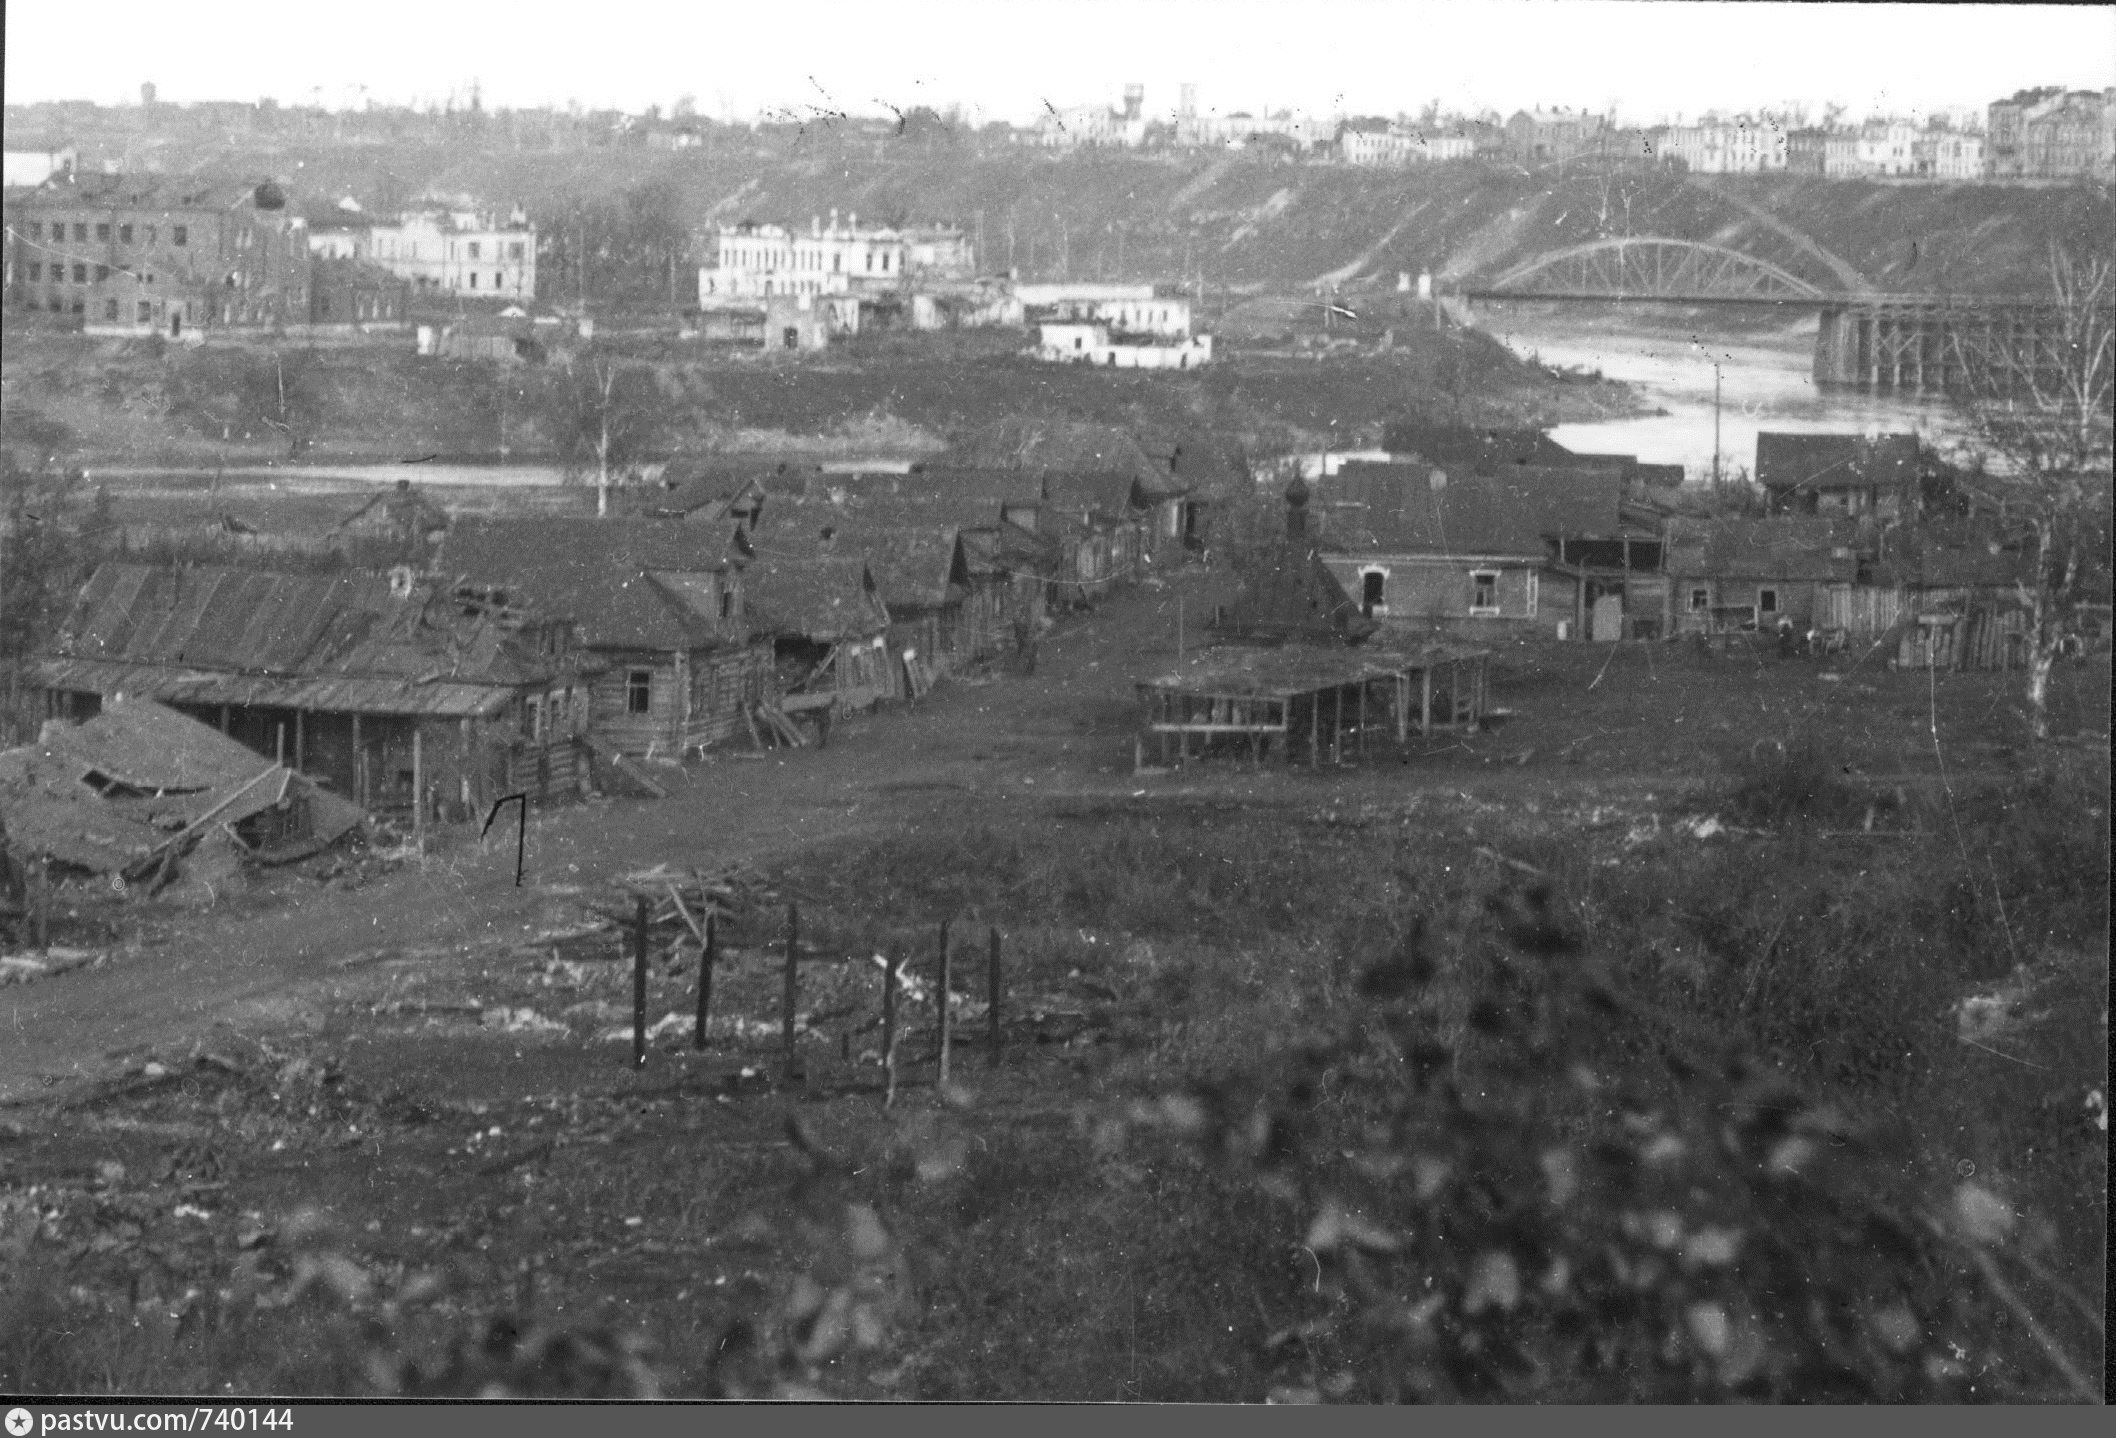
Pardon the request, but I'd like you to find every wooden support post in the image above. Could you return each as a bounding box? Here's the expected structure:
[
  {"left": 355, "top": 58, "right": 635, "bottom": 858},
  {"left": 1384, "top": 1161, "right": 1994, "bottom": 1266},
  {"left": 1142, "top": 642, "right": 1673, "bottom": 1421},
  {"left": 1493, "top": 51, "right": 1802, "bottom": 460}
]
[
  {"left": 412, "top": 726, "right": 426, "bottom": 852},
  {"left": 882, "top": 950, "right": 899, "bottom": 1107},
  {"left": 936, "top": 918, "right": 953, "bottom": 1085},
  {"left": 632, "top": 896, "right": 649, "bottom": 1070},
  {"left": 32, "top": 854, "right": 50, "bottom": 950},
  {"left": 351, "top": 714, "right": 363, "bottom": 807},
  {"left": 294, "top": 709, "right": 305, "bottom": 774},
  {"left": 1356, "top": 681, "right": 1366, "bottom": 759},
  {"left": 988, "top": 925, "right": 1003, "bottom": 1070},
  {"left": 694, "top": 913, "right": 716, "bottom": 1051},
  {"left": 1395, "top": 674, "right": 1408, "bottom": 742},
  {"left": 782, "top": 903, "right": 800, "bottom": 1084},
  {"left": 1420, "top": 666, "right": 1432, "bottom": 735},
  {"left": 276, "top": 722, "right": 286, "bottom": 765},
  {"left": 1309, "top": 691, "right": 1320, "bottom": 768}
]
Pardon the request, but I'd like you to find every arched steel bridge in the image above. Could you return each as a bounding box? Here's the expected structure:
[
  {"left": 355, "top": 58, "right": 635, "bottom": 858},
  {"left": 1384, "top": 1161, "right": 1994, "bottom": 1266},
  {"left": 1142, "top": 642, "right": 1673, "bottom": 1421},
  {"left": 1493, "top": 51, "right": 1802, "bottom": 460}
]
[{"left": 1465, "top": 237, "right": 1832, "bottom": 305}]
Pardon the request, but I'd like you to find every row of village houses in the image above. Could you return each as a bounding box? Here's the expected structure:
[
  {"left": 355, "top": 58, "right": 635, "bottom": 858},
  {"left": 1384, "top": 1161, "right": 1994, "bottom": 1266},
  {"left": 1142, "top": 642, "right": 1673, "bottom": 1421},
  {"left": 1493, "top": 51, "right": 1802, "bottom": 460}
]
[
  {"left": 24, "top": 421, "right": 2080, "bottom": 830},
  {"left": 21, "top": 420, "right": 1246, "bottom": 827}
]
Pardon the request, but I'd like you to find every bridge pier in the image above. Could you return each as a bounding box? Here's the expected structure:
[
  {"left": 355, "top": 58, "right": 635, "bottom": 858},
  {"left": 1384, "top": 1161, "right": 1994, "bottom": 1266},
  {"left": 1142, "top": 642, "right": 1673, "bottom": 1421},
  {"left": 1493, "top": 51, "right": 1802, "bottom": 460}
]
[{"left": 1812, "top": 297, "right": 2066, "bottom": 399}]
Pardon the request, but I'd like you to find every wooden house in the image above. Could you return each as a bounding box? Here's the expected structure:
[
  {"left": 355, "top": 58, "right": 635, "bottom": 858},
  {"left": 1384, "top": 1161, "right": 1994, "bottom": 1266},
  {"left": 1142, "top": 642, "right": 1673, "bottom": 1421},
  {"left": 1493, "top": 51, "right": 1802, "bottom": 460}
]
[
  {"left": 329, "top": 479, "right": 450, "bottom": 568},
  {"left": 1315, "top": 463, "right": 1653, "bottom": 640},
  {"left": 1824, "top": 519, "right": 2031, "bottom": 670},
  {"left": 1214, "top": 477, "right": 1377, "bottom": 645},
  {"left": 739, "top": 553, "right": 896, "bottom": 707},
  {"left": 1662, "top": 517, "right": 1860, "bottom": 638},
  {"left": 30, "top": 563, "right": 592, "bottom": 819},
  {"left": 437, "top": 518, "right": 773, "bottom": 759},
  {"left": 1754, "top": 432, "right": 1923, "bottom": 518}
]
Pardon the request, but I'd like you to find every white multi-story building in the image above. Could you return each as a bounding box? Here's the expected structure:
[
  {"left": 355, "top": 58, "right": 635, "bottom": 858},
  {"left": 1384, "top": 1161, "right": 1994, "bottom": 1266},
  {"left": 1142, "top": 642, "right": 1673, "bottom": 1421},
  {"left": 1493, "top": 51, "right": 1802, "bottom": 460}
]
[
  {"left": 1925, "top": 131, "right": 1985, "bottom": 181},
  {"left": 1176, "top": 111, "right": 1338, "bottom": 152},
  {"left": 362, "top": 205, "right": 536, "bottom": 299},
  {"left": 1856, "top": 120, "right": 1923, "bottom": 177},
  {"left": 1035, "top": 322, "right": 1212, "bottom": 369},
  {"left": 1340, "top": 127, "right": 1419, "bottom": 166},
  {"left": 1651, "top": 121, "right": 1788, "bottom": 173},
  {"left": 697, "top": 212, "right": 929, "bottom": 303}
]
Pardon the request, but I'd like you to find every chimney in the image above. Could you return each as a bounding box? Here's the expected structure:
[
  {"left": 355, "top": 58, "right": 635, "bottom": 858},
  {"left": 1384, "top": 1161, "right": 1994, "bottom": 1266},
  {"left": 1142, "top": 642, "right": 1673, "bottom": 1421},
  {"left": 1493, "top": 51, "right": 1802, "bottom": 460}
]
[{"left": 1284, "top": 475, "right": 1311, "bottom": 538}]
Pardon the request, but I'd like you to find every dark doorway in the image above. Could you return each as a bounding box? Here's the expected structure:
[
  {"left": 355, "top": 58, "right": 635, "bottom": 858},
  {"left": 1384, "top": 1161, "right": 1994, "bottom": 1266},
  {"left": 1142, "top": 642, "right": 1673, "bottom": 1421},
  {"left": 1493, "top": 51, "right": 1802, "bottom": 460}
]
[{"left": 1361, "top": 571, "right": 1385, "bottom": 618}]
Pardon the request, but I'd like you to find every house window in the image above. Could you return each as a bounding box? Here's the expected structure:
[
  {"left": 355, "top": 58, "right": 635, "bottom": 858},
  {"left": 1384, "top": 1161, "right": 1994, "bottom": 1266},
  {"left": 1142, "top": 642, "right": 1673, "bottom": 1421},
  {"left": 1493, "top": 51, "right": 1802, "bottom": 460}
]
[
  {"left": 510, "top": 242, "right": 524, "bottom": 260},
  {"left": 96, "top": 223, "right": 110, "bottom": 241},
  {"left": 626, "top": 669, "right": 653, "bottom": 714},
  {"left": 137, "top": 301, "right": 152, "bottom": 322},
  {"left": 1690, "top": 587, "right": 1710, "bottom": 611},
  {"left": 1758, "top": 588, "right": 1778, "bottom": 615},
  {"left": 103, "top": 298, "right": 118, "bottom": 320},
  {"left": 1469, "top": 570, "right": 1500, "bottom": 615},
  {"left": 1359, "top": 569, "right": 1387, "bottom": 618},
  {"left": 95, "top": 265, "right": 110, "bottom": 281},
  {"left": 25, "top": 263, "right": 39, "bottom": 281},
  {"left": 468, "top": 242, "right": 481, "bottom": 260},
  {"left": 468, "top": 272, "right": 477, "bottom": 288},
  {"left": 172, "top": 226, "right": 187, "bottom": 246},
  {"left": 73, "top": 223, "right": 88, "bottom": 242},
  {"left": 522, "top": 696, "right": 542, "bottom": 741},
  {"left": 72, "top": 264, "right": 87, "bottom": 283},
  {"left": 119, "top": 224, "right": 132, "bottom": 244},
  {"left": 1526, "top": 570, "right": 1540, "bottom": 618}
]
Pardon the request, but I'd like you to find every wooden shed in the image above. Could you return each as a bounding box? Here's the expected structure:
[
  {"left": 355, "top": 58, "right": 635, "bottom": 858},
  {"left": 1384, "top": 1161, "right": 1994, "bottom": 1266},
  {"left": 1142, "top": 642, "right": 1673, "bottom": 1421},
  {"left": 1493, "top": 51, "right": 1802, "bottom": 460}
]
[{"left": 1135, "top": 639, "right": 1491, "bottom": 771}]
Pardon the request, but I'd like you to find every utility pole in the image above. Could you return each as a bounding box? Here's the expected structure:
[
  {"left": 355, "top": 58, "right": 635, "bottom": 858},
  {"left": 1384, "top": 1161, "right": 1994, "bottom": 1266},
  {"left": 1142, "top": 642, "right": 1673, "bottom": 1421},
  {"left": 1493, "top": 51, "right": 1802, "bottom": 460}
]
[{"left": 1712, "top": 361, "right": 1723, "bottom": 490}]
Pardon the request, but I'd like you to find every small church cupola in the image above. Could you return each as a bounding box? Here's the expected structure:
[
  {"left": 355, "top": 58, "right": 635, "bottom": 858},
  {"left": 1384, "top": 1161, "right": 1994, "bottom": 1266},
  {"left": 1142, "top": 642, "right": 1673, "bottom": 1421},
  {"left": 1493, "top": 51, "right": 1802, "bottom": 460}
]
[{"left": 1284, "top": 475, "right": 1311, "bottom": 539}]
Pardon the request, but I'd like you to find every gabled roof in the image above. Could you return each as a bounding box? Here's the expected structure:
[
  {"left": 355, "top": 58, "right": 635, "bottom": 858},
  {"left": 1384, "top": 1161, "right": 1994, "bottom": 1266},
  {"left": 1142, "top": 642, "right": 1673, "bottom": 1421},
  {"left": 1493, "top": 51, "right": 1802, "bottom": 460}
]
[
  {"left": 40, "top": 563, "right": 563, "bottom": 713},
  {"left": 1222, "top": 537, "right": 1376, "bottom": 645},
  {"left": 740, "top": 555, "right": 890, "bottom": 642},
  {"left": 644, "top": 456, "right": 826, "bottom": 517},
  {"left": 1754, "top": 432, "right": 1921, "bottom": 495},
  {"left": 1133, "top": 428, "right": 1250, "bottom": 498},
  {"left": 438, "top": 518, "right": 735, "bottom": 651},
  {"left": 1663, "top": 517, "right": 1861, "bottom": 583},
  {"left": 751, "top": 497, "right": 967, "bottom": 609},
  {"left": 335, "top": 481, "right": 449, "bottom": 538},
  {"left": 1319, "top": 464, "right": 1632, "bottom": 557},
  {"left": 1380, "top": 424, "right": 1577, "bottom": 470}
]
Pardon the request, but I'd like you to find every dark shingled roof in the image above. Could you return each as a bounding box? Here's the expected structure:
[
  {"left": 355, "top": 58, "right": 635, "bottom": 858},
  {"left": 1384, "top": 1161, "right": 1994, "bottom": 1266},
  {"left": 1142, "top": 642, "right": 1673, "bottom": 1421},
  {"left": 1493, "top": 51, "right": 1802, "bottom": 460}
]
[
  {"left": 39, "top": 563, "right": 564, "bottom": 715},
  {"left": 1753, "top": 432, "right": 1921, "bottom": 496},
  {"left": 1317, "top": 464, "right": 1633, "bottom": 557},
  {"left": 1380, "top": 424, "right": 1577, "bottom": 471},
  {"left": 930, "top": 417, "right": 1174, "bottom": 494},
  {"left": 750, "top": 497, "right": 967, "bottom": 610},
  {"left": 1663, "top": 517, "right": 1861, "bottom": 583},
  {"left": 439, "top": 517, "right": 736, "bottom": 651},
  {"left": 740, "top": 555, "right": 890, "bottom": 642}
]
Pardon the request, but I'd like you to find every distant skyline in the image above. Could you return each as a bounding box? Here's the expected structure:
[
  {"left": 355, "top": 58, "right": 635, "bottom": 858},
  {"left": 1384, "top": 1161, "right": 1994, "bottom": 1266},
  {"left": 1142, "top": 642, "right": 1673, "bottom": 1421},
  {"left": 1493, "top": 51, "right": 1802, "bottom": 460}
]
[{"left": 5, "top": 1, "right": 2113, "bottom": 128}]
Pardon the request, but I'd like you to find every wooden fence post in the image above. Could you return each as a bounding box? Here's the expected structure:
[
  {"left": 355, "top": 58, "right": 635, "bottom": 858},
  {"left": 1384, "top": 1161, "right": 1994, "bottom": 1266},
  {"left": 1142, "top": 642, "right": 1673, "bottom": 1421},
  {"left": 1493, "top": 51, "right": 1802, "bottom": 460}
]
[
  {"left": 33, "top": 854, "right": 50, "bottom": 950},
  {"left": 631, "top": 895, "right": 649, "bottom": 1070},
  {"left": 988, "top": 925, "right": 1002, "bottom": 1070},
  {"left": 882, "top": 949, "right": 899, "bottom": 1109},
  {"left": 782, "top": 903, "right": 800, "bottom": 1085},
  {"left": 935, "top": 918, "right": 953, "bottom": 1084},
  {"left": 694, "top": 912, "right": 715, "bottom": 1051}
]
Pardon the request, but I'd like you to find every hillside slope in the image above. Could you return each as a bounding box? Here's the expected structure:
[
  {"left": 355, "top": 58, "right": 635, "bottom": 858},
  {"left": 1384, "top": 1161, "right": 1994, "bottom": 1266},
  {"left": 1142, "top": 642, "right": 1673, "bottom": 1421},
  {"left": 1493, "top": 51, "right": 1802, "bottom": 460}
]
[{"left": 156, "top": 135, "right": 2114, "bottom": 299}]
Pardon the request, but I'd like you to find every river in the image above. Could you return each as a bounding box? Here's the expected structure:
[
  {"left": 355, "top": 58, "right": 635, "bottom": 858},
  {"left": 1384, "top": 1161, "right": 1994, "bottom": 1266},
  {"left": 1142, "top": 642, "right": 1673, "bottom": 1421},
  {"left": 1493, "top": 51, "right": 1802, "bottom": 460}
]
[{"left": 1475, "top": 304, "right": 1970, "bottom": 483}]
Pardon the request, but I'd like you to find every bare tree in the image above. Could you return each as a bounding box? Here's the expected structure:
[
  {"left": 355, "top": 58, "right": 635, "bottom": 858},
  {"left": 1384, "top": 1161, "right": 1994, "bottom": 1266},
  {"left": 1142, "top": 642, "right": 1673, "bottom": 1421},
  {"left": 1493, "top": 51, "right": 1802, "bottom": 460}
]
[
  {"left": 1946, "top": 244, "right": 2115, "bottom": 742},
  {"left": 546, "top": 353, "right": 676, "bottom": 517}
]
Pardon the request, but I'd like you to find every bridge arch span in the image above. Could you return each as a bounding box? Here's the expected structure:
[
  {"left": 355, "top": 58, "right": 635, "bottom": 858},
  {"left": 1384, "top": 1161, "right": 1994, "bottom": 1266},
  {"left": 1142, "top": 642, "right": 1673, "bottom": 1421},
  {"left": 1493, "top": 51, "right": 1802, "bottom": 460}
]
[{"left": 1479, "top": 237, "right": 1830, "bottom": 302}]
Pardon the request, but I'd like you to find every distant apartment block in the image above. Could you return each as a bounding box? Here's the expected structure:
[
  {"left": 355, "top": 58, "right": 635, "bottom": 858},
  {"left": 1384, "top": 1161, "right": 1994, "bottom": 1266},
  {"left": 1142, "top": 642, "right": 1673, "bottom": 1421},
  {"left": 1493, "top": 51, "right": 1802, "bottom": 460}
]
[
  {"left": 1505, "top": 110, "right": 1610, "bottom": 165},
  {"left": 1337, "top": 125, "right": 1479, "bottom": 166},
  {"left": 1650, "top": 120, "right": 1789, "bottom": 173},
  {"left": 1032, "top": 87, "right": 1148, "bottom": 150},
  {"left": 1015, "top": 284, "right": 1191, "bottom": 338},
  {"left": 1986, "top": 87, "right": 2114, "bottom": 180},
  {"left": 699, "top": 211, "right": 977, "bottom": 303},
  {"left": 1856, "top": 119, "right": 1924, "bottom": 177},
  {"left": 360, "top": 204, "right": 537, "bottom": 299},
  {"left": 1035, "top": 322, "right": 1212, "bottom": 369},
  {"left": 3, "top": 172, "right": 309, "bottom": 335},
  {"left": 1175, "top": 111, "right": 1337, "bottom": 152},
  {"left": 1925, "top": 130, "right": 1985, "bottom": 181}
]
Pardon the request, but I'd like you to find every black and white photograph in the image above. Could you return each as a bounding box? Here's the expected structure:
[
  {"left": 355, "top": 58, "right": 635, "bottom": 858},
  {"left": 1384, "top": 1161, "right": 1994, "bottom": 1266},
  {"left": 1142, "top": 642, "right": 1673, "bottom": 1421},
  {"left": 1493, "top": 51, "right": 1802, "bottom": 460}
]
[{"left": 1, "top": 0, "right": 2109, "bottom": 1405}]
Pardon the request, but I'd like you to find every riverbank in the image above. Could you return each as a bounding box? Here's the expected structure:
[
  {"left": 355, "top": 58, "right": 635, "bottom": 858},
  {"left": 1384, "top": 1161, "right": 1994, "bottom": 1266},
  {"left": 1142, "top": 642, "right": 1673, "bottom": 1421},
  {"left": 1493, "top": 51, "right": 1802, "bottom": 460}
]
[{"left": 1468, "top": 302, "right": 1968, "bottom": 481}]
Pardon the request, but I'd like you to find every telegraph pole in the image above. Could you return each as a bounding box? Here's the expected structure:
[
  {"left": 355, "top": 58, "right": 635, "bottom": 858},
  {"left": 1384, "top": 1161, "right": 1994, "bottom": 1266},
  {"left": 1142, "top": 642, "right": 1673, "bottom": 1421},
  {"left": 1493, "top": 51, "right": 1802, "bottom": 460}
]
[{"left": 1712, "top": 361, "right": 1723, "bottom": 490}]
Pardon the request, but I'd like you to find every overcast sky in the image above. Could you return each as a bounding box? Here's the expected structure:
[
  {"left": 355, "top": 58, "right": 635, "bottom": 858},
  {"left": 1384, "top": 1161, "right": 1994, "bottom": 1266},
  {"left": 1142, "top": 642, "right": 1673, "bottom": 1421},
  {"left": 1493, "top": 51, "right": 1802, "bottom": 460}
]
[{"left": 5, "top": 1, "right": 2113, "bottom": 127}]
